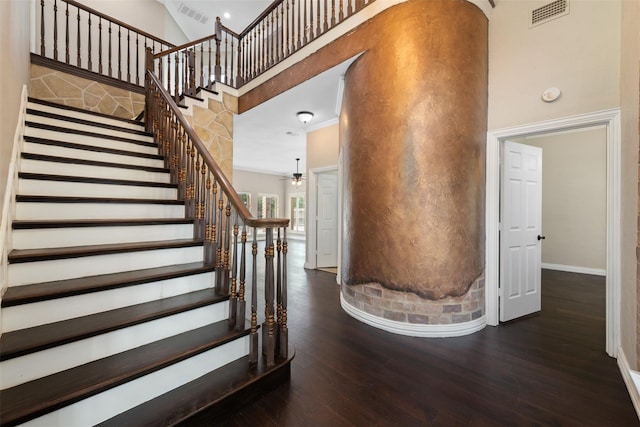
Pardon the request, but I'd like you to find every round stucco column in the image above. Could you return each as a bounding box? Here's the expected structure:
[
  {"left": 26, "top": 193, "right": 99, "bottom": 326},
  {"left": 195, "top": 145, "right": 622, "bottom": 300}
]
[{"left": 340, "top": 0, "right": 488, "bottom": 332}]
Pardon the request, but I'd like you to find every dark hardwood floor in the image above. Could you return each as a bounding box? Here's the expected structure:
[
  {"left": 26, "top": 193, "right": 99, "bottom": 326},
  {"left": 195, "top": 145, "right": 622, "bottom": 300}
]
[{"left": 212, "top": 241, "right": 638, "bottom": 426}]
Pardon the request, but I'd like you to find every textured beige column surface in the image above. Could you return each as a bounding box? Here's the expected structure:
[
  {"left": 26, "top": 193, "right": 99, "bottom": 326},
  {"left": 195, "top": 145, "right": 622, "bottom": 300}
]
[{"left": 340, "top": 0, "right": 488, "bottom": 300}]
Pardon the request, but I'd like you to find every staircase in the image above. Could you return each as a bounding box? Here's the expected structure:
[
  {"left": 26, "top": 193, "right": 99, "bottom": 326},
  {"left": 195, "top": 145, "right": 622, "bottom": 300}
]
[{"left": 0, "top": 99, "right": 292, "bottom": 426}]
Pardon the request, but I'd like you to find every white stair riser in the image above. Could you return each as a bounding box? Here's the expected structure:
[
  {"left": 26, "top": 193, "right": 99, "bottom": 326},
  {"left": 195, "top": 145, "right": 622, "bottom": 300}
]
[
  {"left": 18, "top": 179, "right": 177, "bottom": 200},
  {"left": 12, "top": 223, "right": 193, "bottom": 249},
  {"left": 15, "top": 202, "right": 185, "bottom": 220},
  {"left": 2, "top": 272, "right": 215, "bottom": 331},
  {"left": 0, "top": 303, "right": 230, "bottom": 389},
  {"left": 21, "top": 336, "right": 249, "bottom": 427},
  {"left": 24, "top": 141, "right": 164, "bottom": 168},
  {"left": 26, "top": 114, "right": 152, "bottom": 142},
  {"left": 27, "top": 103, "right": 145, "bottom": 131},
  {"left": 20, "top": 158, "right": 171, "bottom": 184},
  {"left": 9, "top": 246, "right": 204, "bottom": 285},
  {"left": 25, "top": 127, "right": 157, "bottom": 155}
]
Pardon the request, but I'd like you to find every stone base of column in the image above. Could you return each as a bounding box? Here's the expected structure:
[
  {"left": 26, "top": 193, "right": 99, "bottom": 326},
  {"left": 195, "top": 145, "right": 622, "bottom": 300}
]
[{"left": 340, "top": 275, "right": 486, "bottom": 337}]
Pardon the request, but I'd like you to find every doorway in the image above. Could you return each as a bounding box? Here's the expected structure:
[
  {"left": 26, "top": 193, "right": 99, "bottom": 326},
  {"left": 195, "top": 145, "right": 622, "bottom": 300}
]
[
  {"left": 486, "top": 109, "right": 621, "bottom": 357},
  {"left": 305, "top": 166, "right": 340, "bottom": 276}
]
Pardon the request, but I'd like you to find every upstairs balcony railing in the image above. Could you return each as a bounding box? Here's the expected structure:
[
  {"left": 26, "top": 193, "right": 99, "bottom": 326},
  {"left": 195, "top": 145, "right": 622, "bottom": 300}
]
[
  {"left": 35, "top": 0, "right": 175, "bottom": 87},
  {"left": 35, "top": 0, "right": 377, "bottom": 94},
  {"left": 149, "top": 0, "right": 377, "bottom": 103}
]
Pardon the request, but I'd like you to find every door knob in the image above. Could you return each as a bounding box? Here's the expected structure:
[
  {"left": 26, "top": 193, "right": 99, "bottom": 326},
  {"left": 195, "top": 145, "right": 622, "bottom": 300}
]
[{"left": 537, "top": 235, "right": 546, "bottom": 241}]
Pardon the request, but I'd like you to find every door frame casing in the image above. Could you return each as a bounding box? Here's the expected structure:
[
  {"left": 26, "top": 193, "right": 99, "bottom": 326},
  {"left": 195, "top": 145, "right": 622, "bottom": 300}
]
[
  {"left": 305, "top": 166, "right": 340, "bottom": 282},
  {"left": 485, "top": 109, "right": 621, "bottom": 357}
]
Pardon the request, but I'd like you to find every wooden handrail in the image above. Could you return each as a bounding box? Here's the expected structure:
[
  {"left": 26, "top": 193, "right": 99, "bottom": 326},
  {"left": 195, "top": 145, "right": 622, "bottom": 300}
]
[
  {"left": 239, "top": 0, "right": 284, "bottom": 38},
  {"left": 152, "top": 34, "right": 218, "bottom": 59},
  {"left": 145, "top": 70, "right": 289, "bottom": 229},
  {"left": 63, "top": 0, "right": 174, "bottom": 48}
]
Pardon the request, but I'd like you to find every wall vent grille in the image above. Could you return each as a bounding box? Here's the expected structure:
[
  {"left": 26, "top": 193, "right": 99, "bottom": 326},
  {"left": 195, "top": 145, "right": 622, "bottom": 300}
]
[
  {"left": 178, "top": 3, "right": 209, "bottom": 25},
  {"left": 530, "top": 0, "right": 569, "bottom": 27}
]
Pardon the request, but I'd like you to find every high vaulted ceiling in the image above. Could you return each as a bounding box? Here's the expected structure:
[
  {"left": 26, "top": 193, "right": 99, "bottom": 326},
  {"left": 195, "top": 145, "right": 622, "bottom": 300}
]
[{"left": 158, "top": 0, "right": 348, "bottom": 177}]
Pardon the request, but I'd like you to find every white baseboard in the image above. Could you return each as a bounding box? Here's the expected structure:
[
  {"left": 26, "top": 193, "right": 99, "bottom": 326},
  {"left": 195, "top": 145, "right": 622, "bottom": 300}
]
[
  {"left": 617, "top": 347, "right": 640, "bottom": 421},
  {"left": 541, "top": 262, "right": 606, "bottom": 276}
]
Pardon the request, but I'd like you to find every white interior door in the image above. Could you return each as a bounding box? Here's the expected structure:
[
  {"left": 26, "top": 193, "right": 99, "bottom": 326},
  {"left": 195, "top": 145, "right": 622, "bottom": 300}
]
[
  {"left": 317, "top": 173, "right": 338, "bottom": 268},
  {"left": 500, "top": 141, "right": 543, "bottom": 322}
]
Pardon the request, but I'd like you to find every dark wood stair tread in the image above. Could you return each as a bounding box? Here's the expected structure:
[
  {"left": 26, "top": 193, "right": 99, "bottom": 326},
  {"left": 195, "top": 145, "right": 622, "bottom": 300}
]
[
  {"left": 98, "top": 347, "right": 295, "bottom": 427},
  {"left": 26, "top": 121, "right": 156, "bottom": 148},
  {"left": 0, "top": 321, "right": 247, "bottom": 427},
  {"left": 15, "top": 195, "right": 184, "bottom": 205},
  {"left": 2, "top": 262, "right": 214, "bottom": 307},
  {"left": 8, "top": 238, "right": 203, "bottom": 264},
  {"left": 27, "top": 108, "right": 153, "bottom": 137},
  {"left": 24, "top": 135, "right": 163, "bottom": 160},
  {"left": 18, "top": 172, "right": 176, "bottom": 189},
  {"left": 0, "top": 288, "right": 228, "bottom": 361},
  {"left": 21, "top": 152, "right": 169, "bottom": 173},
  {"left": 28, "top": 97, "right": 144, "bottom": 127},
  {"left": 12, "top": 218, "right": 192, "bottom": 229}
]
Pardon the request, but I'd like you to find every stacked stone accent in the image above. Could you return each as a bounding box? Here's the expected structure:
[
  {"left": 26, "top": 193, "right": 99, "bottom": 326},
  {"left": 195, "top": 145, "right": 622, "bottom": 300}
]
[
  {"left": 181, "top": 93, "right": 236, "bottom": 180},
  {"left": 342, "top": 276, "right": 485, "bottom": 325},
  {"left": 30, "top": 64, "right": 144, "bottom": 119}
]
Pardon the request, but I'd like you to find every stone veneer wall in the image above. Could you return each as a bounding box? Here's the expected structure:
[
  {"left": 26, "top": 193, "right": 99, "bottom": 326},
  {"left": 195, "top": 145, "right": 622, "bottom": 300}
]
[
  {"left": 342, "top": 276, "right": 485, "bottom": 325},
  {"left": 181, "top": 92, "right": 236, "bottom": 180},
  {"left": 30, "top": 64, "right": 144, "bottom": 119}
]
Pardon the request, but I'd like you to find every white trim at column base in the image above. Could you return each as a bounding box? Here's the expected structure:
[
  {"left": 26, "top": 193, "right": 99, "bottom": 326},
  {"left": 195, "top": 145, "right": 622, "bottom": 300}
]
[
  {"left": 340, "top": 293, "right": 486, "bottom": 338},
  {"left": 617, "top": 346, "right": 640, "bottom": 420}
]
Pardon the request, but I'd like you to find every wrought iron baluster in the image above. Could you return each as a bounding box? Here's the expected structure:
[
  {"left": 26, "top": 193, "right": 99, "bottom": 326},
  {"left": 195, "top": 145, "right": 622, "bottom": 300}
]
[
  {"left": 249, "top": 228, "right": 258, "bottom": 365},
  {"left": 53, "top": 0, "right": 58, "bottom": 60},
  {"left": 87, "top": 13, "right": 92, "bottom": 70}
]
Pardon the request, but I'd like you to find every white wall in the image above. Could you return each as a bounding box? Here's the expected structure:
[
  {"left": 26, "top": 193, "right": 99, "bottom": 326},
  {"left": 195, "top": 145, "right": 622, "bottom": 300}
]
[
  {"left": 1, "top": 0, "right": 32, "bottom": 198},
  {"left": 516, "top": 127, "right": 607, "bottom": 272},
  {"left": 232, "top": 169, "right": 287, "bottom": 219},
  {"left": 488, "top": 0, "right": 621, "bottom": 131},
  {"left": 78, "top": 0, "right": 188, "bottom": 45}
]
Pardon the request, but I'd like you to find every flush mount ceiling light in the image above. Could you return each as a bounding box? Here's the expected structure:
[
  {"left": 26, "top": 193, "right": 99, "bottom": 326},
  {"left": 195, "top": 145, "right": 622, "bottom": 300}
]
[{"left": 296, "top": 111, "right": 314, "bottom": 125}]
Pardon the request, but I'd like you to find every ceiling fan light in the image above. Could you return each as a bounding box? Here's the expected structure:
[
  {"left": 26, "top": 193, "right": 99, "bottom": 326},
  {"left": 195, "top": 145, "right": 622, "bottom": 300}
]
[{"left": 296, "top": 111, "right": 314, "bottom": 125}]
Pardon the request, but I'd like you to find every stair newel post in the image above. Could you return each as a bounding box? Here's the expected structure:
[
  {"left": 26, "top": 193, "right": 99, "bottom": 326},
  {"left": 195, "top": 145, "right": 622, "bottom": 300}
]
[
  {"left": 236, "top": 224, "right": 247, "bottom": 330},
  {"left": 214, "top": 192, "right": 225, "bottom": 294},
  {"left": 279, "top": 228, "right": 288, "bottom": 359},
  {"left": 262, "top": 227, "right": 276, "bottom": 368},
  {"left": 249, "top": 228, "right": 259, "bottom": 365},
  {"left": 229, "top": 211, "right": 239, "bottom": 327},
  {"left": 186, "top": 48, "right": 196, "bottom": 97},
  {"left": 214, "top": 17, "right": 222, "bottom": 83}
]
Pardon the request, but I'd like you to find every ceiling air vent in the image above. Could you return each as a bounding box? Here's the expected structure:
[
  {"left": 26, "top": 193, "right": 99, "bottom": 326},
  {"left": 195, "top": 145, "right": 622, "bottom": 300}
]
[
  {"left": 178, "top": 3, "right": 210, "bottom": 25},
  {"left": 530, "top": 0, "right": 569, "bottom": 28}
]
